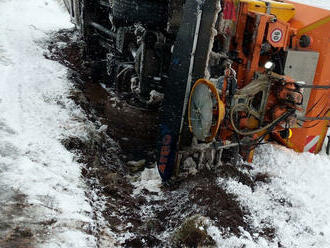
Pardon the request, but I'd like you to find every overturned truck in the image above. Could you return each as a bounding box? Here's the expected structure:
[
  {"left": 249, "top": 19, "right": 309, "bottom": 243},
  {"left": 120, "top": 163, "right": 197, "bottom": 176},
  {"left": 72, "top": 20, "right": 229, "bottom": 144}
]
[{"left": 64, "top": 0, "right": 330, "bottom": 182}]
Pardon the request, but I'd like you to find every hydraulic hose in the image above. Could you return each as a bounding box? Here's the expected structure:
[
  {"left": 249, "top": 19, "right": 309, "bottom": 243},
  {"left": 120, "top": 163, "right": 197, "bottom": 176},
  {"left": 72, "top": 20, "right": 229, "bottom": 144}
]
[{"left": 230, "top": 104, "right": 295, "bottom": 136}]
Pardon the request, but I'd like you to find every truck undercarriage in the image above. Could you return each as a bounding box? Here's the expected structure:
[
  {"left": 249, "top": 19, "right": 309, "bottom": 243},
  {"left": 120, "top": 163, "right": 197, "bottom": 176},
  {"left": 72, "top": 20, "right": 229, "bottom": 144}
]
[{"left": 64, "top": 0, "right": 330, "bottom": 182}]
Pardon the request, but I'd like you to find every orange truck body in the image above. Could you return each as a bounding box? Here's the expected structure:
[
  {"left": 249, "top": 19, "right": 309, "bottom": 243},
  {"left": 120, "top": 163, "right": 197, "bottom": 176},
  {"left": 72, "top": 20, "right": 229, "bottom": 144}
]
[
  {"left": 232, "top": 0, "right": 329, "bottom": 155},
  {"left": 279, "top": 1, "right": 330, "bottom": 154}
]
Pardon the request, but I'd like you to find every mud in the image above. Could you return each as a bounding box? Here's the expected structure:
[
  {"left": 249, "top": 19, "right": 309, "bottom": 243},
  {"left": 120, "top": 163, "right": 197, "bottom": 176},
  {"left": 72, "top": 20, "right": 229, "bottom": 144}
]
[
  {"left": 46, "top": 29, "right": 159, "bottom": 163},
  {"left": 0, "top": 188, "right": 55, "bottom": 248},
  {"left": 46, "top": 28, "right": 275, "bottom": 247},
  {"left": 0, "top": 192, "right": 34, "bottom": 248}
]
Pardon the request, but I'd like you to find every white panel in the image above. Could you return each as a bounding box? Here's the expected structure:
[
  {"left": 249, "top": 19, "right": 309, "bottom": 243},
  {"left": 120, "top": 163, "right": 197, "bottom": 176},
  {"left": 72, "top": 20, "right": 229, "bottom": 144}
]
[{"left": 284, "top": 50, "right": 319, "bottom": 118}]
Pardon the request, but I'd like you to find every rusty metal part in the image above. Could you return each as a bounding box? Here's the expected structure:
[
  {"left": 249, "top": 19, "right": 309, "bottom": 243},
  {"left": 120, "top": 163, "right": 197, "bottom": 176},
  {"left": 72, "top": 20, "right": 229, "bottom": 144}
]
[{"left": 175, "top": 141, "right": 239, "bottom": 178}]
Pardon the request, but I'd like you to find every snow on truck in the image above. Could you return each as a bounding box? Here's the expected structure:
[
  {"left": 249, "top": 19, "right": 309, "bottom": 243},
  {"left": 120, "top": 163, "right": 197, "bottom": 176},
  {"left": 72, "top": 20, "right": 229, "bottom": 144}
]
[{"left": 64, "top": 0, "right": 330, "bottom": 182}]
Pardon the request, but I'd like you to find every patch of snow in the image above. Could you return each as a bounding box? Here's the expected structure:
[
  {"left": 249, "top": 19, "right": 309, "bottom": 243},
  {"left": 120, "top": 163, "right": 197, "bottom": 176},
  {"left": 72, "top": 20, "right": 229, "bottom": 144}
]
[
  {"left": 0, "top": 0, "right": 111, "bottom": 247},
  {"left": 117, "top": 232, "right": 135, "bottom": 245},
  {"left": 132, "top": 166, "right": 162, "bottom": 196},
  {"left": 210, "top": 144, "right": 330, "bottom": 247},
  {"left": 148, "top": 90, "right": 164, "bottom": 105}
]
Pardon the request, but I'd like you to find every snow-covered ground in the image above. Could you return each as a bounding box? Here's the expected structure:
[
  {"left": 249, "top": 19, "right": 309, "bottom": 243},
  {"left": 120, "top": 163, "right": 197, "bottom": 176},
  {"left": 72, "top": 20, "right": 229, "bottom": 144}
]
[
  {"left": 209, "top": 144, "right": 330, "bottom": 248},
  {"left": 0, "top": 0, "right": 102, "bottom": 247},
  {"left": 0, "top": 0, "right": 329, "bottom": 247}
]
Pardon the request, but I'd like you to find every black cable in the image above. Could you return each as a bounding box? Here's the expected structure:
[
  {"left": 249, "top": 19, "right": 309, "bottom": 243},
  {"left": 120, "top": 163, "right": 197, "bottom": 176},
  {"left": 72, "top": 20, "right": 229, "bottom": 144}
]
[
  {"left": 305, "top": 94, "right": 327, "bottom": 115},
  {"left": 301, "top": 107, "right": 329, "bottom": 129}
]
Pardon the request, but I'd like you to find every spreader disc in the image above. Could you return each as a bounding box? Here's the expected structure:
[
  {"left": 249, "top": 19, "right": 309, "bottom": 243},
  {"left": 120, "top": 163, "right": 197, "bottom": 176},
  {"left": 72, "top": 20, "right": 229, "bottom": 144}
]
[{"left": 188, "top": 79, "right": 224, "bottom": 142}]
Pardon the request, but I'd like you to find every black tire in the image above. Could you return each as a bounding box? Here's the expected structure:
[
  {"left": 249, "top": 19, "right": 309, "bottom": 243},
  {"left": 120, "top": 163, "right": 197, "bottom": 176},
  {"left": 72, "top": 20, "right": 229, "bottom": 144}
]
[{"left": 112, "top": 0, "right": 168, "bottom": 29}]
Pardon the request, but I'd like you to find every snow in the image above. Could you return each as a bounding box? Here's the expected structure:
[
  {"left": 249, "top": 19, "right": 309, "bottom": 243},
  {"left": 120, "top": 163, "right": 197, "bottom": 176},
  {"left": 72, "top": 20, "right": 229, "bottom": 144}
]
[
  {"left": 0, "top": 0, "right": 329, "bottom": 247},
  {"left": 291, "top": 0, "right": 330, "bottom": 10},
  {"left": 0, "top": 0, "right": 100, "bottom": 247},
  {"left": 132, "top": 166, "right": 162, "bottom": 196},
  {"left": 210, "top": 144, "right": 330, "bottom": 247}
]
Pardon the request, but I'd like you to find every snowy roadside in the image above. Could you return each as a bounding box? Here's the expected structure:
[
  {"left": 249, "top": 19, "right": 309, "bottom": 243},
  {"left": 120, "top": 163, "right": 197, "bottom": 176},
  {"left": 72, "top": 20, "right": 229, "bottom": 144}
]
[
  {"left": 0, "top": 0, "right": 108, "bottom": 247},
  {"left": 207, "top": 144, "right": 330, "bottom": 248},
  {"left": 0, "top": 0, "right": 329, "bottom": 247}
]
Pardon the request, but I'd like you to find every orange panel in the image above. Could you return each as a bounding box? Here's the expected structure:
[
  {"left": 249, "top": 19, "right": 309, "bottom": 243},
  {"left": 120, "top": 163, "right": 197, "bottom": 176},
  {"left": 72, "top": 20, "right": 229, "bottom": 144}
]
[
  {"left": 281, "top": 3, "right": 330, "bottom": 154},
  {"left": 267, "top": 21, "right": 290, "bottom": 48},
  {"left": 286, "top": 1, "right": 330, "bottom": 30}
]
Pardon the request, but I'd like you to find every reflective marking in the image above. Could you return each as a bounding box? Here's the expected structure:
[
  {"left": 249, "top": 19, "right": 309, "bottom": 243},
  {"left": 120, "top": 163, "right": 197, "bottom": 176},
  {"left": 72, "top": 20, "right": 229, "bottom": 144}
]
[
  {"left": 298, "top": 16, "right": 330, "bottom": 36},
  {"left": 304, "top": 136, "right": 320, "bottom": 153}
]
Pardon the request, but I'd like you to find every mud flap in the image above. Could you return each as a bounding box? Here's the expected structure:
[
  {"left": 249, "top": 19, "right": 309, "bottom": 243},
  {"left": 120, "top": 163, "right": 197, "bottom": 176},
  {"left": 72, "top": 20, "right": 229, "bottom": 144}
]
[{"left": 157, "top": 0, "right": 221, "bottom": 181}]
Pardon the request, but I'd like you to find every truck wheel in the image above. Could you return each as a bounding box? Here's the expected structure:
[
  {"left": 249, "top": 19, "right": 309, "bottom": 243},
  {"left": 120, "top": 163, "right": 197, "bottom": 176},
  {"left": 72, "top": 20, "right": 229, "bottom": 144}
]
[{"left": 112, "top": 0, "right": 168, "bottom": 29}]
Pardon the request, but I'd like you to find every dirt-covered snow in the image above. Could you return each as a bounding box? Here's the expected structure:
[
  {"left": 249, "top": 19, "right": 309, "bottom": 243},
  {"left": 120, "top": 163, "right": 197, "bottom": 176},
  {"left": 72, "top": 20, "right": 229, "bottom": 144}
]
[
  {"left": 210, "top": 144, "right": 330, "bottom": 247},
  {"left": 0, "top": 0, "right": 106, "bottom": 247},
  {"left": 0, "top": 0, "right": 329, "bottom": 247}
]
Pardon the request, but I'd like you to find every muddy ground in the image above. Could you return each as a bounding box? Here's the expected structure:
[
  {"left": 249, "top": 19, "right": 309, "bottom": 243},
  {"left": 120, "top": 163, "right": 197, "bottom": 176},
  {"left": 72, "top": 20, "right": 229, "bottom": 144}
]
[{"left": 45, "top": 29, "right": 274, "bottom": 248}]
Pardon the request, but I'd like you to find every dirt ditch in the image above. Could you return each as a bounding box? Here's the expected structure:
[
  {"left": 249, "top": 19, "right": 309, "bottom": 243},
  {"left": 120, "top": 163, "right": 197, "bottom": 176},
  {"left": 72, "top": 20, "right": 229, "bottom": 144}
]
[{"left": 46, "top": 28, "right": 274, "bottom": 247}]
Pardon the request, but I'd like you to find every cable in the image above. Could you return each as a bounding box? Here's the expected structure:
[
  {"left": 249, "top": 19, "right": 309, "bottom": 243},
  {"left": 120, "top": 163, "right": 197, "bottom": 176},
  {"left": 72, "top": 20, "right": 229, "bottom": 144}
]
[
  {"left": 230, "top": 103, "right": 295, "bottom": 136},
  {"left": 304, "top": 107, "right": 329, "bottom": 122},
  {"left": 301, "top": 107, "right": 330, "bottom": 129},
  {"left": 305, "top": 94, "right": 327, "bottom": 115}
]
